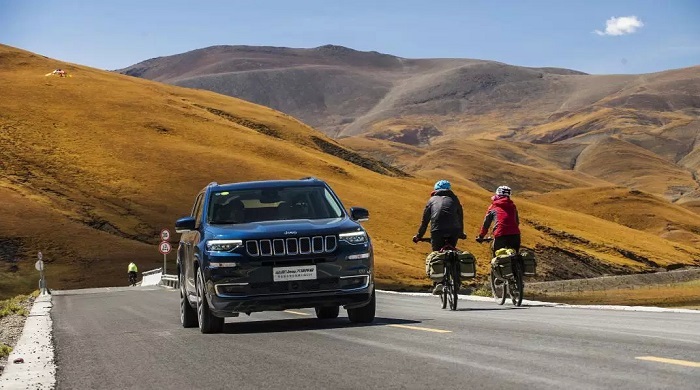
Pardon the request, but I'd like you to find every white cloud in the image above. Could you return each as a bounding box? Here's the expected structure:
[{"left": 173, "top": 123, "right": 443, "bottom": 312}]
[{"left": 595, "top": 16, "right": 644, "bottom": 36}]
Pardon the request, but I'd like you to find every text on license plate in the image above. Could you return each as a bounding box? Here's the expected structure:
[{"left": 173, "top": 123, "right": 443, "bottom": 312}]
[{"left": 273, "top": 265, "right": 317, "bottom": 282}]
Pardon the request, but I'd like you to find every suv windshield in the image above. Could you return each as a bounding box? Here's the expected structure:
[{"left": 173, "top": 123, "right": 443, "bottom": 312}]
[{"left": 208, "top": 186, "right": 344, "bottom": 224}]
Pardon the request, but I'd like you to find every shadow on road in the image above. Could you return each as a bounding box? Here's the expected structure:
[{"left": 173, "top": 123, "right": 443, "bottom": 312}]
[{"left": 222, "top": 316, "right": 421, "bottom": 334}]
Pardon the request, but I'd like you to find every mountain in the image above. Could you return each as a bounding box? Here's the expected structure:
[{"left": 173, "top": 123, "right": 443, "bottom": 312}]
[
  {"left": 116, "top": 44, "right": 590, "bottom": 137},
  {"left": 2, "top": 44, "right": 699, "bottom": 299},
  {"left": 118, "top": 44, "right": 700, "bottom": 205}
]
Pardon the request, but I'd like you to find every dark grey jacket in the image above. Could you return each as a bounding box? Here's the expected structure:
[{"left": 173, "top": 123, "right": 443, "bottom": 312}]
[{"left": 416, "top": 189, "right": 464, "bottom": 238}]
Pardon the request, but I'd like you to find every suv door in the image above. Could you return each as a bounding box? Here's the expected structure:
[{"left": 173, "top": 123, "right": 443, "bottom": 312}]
[{"left": 182, "top": 192, "right": 205, "bottom": 296}]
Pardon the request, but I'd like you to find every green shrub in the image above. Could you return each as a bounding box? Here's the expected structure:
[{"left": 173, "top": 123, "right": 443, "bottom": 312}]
[
  {"left": 0, "top": 343, "right": 12, "bottom": 358},
  {"left": 0, "top": 294, "right": 30, "bottom": 319}
]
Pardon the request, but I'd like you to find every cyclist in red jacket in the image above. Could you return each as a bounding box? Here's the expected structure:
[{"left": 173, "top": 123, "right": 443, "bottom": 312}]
[{"left": 477, "top": 185, "right": 521, "bottom": 253}]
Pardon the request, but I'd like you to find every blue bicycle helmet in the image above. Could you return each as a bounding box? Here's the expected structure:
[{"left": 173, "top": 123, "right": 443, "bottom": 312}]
[{"left": 434, "top": 180, "right": 451, "bottom": 191}]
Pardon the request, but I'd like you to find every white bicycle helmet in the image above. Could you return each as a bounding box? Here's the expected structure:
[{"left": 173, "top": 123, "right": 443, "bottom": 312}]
[{"left": 496, "top": 185, "right": 512, "bottom": 197}]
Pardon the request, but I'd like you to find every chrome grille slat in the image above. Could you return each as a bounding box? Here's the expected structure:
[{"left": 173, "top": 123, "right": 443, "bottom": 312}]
[
  {"left": 325, "top": 236, "right": 337, "bottom": 252},
  {"left": 312, "top": 236, "right": 324, "bottom": 254},
  {"left": 260, "top": 240, "right": 273, "bottom": 256},
  {"left": 286, "top": 238, "right": 298, "bottom": 255},
  {"left": 299, "top": 237, "right": 311, "bottom": 254},
  {"left": 245, "top": 236, "right": 337, "bottom": 256},
  {"left": 273, "top": 239, "right": 285, "bottom": 256}
]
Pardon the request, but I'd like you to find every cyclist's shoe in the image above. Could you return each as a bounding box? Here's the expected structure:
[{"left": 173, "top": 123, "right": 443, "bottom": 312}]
[{"left": 432, "top": 283, "right": 444, "bottom": 295}]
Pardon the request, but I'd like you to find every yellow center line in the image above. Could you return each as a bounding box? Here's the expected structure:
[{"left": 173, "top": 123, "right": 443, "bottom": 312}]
[
  {"left": 284, "top": 310, "right": 311, "bottom": 316},
  {"left": 386, "top": 324, "right": 451, "bottom": 333},
  {"left": 636, "top": 356, "right": 700, "bottom": 368}
]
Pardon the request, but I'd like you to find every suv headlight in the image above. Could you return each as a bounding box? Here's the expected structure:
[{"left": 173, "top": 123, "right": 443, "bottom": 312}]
[
  {"left": 206, "top": 239, "right": 243, "bottom": 252},
  {"left": 339, "top": 231, "right": 368, "bottom": 244}
]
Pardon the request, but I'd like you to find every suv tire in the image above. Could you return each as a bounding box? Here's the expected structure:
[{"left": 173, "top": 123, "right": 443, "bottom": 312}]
[
  {"left": 196, "top": 268, "right": 224, "bottom": 334},
  {"left": 347, "top": 288, "right": 376, "bottom": 324},
  {"left": 315, "top": 306, "right": 340, "bottom": 319},
  {"left": 180, "top": 272, "right": 198, "bottom": 328}
]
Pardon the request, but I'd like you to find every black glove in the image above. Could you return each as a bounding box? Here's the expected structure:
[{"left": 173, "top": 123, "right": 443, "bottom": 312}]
[
  {"left": 475, "top": 235, "right": 484, "bottom": 243},
  {"left": 412, "top": 235, "right": 420, "bottom": 243},
  {"left": 459, "top": 233, "right": 467, "bottom": 239}
]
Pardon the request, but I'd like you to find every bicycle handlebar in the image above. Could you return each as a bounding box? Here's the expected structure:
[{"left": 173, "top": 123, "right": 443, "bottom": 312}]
[{"left": 476, "top": 237, "right": 494, "bottom": 243}]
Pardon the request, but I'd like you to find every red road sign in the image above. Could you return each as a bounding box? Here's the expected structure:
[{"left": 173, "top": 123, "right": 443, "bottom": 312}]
[
  {"left": 159, "top": 241, "right": 172, "bottom": 255},
  {"left": 160, "top": 229, "right": 171, "bottom": 241}
]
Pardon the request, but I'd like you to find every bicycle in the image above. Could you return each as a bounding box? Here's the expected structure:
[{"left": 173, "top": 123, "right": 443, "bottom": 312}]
[
  {"left": 128, "top": 272, "right": 137, "bottom": 287},
  {"left": 418, "top": 238, "right": 460, "bottom": 310},
  {"left": 476, "top": 237, "right": 524, "bottom": 307}
]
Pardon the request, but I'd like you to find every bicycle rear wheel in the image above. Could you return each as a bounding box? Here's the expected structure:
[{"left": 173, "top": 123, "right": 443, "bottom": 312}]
[
  {"left": 509, "top": 262, "right": 524, "bottom": 306},
  {"left": 449, "top": 261, "right": 459, "bottom": 310},
  {"left": 490, "top": 269, "right": 506, "bottom": 305}
]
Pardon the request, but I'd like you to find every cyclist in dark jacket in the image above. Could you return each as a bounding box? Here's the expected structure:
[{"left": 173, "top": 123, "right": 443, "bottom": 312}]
[
  {"left": 477, "top": 185, "right": 521, "bottom": 253},
  {"left": 413, "top": 180, "right": 466, "bottom": 251}
]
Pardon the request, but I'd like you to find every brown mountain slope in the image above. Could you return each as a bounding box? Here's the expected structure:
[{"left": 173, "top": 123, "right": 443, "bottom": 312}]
[
  {"left": 573, "top": 137, "right": 697, "bottom": 200},
  {"left": 529, "top": 187, "right": 700, "bottom": 246},
  {"left": 118, "top": 44, "right": 700, "bottom": 205},
  {"left": 117, "top": 45, "right": 597, "bottom": 137},
  {"left": 2, "top": 44, "right": 699, "bottom": 299}
]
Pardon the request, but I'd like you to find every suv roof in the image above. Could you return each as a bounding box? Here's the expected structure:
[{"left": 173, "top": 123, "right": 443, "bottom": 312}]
[{"left": 206, "top": 177, "right": 326, "bottom": 192}]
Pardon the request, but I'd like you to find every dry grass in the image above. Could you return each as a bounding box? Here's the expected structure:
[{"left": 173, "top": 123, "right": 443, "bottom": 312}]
[
  {"left": 531, "top": 280, "right": 700, "bottom": 308},
  {"left": 1, "top": 44, "right": 699, "bottom": 299}
]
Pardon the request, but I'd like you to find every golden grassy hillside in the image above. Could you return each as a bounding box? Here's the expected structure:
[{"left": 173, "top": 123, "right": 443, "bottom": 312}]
[
  {"left": 530, "top": 187, "right": 700, "bottom": 246},
  {"left": 1, "top": 44, "right": 699, "bottom": 299}
]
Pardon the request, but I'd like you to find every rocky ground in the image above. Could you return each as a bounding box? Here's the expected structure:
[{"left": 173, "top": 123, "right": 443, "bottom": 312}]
[{"left": 0, "top": 294, "right": 36, "bottom": 376}]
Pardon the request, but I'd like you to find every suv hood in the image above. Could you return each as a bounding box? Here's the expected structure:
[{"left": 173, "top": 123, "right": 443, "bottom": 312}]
[{"left": 206, "top": 218, "right": 363, "bottom": 240}]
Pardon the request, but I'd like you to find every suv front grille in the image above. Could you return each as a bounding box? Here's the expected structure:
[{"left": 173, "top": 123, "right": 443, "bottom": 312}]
[{"left": 246, "top": 236, "right": 337, "bottom": 257}]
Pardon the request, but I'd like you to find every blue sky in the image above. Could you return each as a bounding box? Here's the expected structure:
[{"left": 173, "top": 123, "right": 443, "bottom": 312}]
[{"left": 1, "top": 0, "right": 698, "bottom": 74}]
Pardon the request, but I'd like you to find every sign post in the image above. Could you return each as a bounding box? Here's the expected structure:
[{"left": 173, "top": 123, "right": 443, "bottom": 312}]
[
  {"left": 36, "top": 251, "right": 46, "bottom": 295},
  {"left": 159, "top": 229, "right": 172, "bottom": 274}
]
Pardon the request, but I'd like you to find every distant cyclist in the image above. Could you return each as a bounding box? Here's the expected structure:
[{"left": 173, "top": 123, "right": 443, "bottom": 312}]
[
  {"left": 477, "top": 185, "right": 521, "bottom": 254},
  {"left": 128, "top": 262, "right": 138, "bottom": 286},
  {"left": 413, "top": 180, "right": 467, "bottom": 294}
]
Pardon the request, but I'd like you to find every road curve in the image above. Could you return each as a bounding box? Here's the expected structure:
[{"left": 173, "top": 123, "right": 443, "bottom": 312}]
[{"left": 52, "top": 287, "right": 700, "bottom": 389}]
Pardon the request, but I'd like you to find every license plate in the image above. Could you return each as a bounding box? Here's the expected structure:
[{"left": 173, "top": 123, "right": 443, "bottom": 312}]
[{"left": 273, "top": 265, "right": 317, "bottom": 282}]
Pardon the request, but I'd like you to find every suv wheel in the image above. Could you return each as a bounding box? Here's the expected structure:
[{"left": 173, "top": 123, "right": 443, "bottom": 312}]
[
  {"left": 180, "top": 272, "right": 198, "bottom": 328},
  {"left": 315, "top": 306, "right": 340, "bottom": 319},
  {"left": 347, "top": 288, "right": 375, "bottom": 324},
  {"left": 196, "top": 268, "right": 224, "bottom": 334}
]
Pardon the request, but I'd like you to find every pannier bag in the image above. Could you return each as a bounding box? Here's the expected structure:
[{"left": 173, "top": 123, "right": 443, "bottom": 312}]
[
  {"left": 458, "top": 250, "right": 476, "bottom": 278},
  {"left": 491, "top": 253, "right": 514, "bottom": 280},
  {"left": 520, "top": 250, "right": 537, "bottom": 276},
  {"left": 425, "top": 251, "right": 446, "bottom": 281}
]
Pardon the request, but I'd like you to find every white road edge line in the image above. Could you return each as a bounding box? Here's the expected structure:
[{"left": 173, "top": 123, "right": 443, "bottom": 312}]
[
  {"left": 376, "top": 289, "right": 700, "bottom": 314},
  {"left": 0, "top": 293, "right": 56, "bottom": 389}
]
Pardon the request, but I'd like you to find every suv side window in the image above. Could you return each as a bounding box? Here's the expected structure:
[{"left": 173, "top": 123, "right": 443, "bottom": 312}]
[{"left": 192, "top": 193, "right": 205, "bottom": 227}]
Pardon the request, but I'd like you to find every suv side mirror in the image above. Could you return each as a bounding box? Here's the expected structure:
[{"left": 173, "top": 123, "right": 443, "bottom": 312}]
[
  {"left": 349, "top": 207, "right": 369, "bottom": 222},
  {"left": 175, "top": 216, "right": 196, "bottom": 233}
]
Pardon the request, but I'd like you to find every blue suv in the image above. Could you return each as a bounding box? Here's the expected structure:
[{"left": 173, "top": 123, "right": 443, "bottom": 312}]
[{"left": 175, "top": 177, "right": 375, "bottom": 333}]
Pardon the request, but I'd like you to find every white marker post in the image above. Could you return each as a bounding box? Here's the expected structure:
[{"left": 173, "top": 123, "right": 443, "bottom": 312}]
[
  {"left": 159, "top": 229, "right": 172, "bottom": 274},
  {"left": 35, "top": 251, "right": 45, "bottom": 295}
]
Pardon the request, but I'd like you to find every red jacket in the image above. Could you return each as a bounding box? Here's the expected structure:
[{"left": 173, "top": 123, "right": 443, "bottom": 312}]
[{"left": 479, "top": 196, "right": 520, "bottom": 237}]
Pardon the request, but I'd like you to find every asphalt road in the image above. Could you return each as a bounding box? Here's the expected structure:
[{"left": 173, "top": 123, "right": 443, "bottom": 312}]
[{"left": 52, "top": 287, "right": 700, "bottom": 390}]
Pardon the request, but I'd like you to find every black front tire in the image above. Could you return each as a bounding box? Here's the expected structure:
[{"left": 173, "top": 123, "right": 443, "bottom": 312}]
[
  {"left": 180, "top": 272, "right": 198, "bottom": 328},
  {"left": 196, "top": 268, "right": 224, "bottom": 334},
  {"left": 347, "top": 288, "right": 376, "bottom": 323},
  {"left": 315, "top": 306, "right": 340, "bottom": 319}
]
